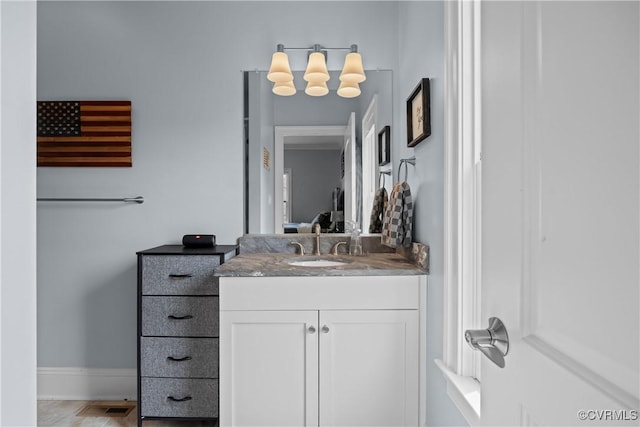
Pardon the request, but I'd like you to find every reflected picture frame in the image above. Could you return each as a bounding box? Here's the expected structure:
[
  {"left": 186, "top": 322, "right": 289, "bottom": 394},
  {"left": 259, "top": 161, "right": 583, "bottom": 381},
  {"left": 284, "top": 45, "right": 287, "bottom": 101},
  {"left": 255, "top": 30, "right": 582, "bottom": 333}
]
[
  {"left": 378, "top": 125, "right": 391, "bottom": 166},
  {"left": 406, "top": 78, "right": 431, "bottom": 147}
]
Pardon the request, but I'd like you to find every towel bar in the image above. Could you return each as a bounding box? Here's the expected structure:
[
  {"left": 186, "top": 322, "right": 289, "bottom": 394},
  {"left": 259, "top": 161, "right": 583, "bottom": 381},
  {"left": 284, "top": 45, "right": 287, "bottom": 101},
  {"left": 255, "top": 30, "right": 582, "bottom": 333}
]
[{"left": 37, "top": 196, "right": 144, "bottom": 204}]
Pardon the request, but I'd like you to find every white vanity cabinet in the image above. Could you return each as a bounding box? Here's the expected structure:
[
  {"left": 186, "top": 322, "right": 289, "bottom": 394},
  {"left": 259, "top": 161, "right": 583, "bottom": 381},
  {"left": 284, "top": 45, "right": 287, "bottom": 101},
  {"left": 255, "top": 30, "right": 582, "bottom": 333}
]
[{"left": 219, "top": 275, "right": 426, "bottom": 427}]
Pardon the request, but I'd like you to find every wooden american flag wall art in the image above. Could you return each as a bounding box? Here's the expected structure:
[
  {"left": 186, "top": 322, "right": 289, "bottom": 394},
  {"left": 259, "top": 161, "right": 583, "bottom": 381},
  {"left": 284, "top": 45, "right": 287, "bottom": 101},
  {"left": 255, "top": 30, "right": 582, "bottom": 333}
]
[{"left": 37, "top": 101, "right": 132, "bottom": 167}]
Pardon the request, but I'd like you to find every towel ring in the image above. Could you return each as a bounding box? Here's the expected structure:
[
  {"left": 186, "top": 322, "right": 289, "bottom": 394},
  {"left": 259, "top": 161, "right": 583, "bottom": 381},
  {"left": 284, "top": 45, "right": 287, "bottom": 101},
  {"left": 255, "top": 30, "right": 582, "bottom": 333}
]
[{"left": 397, "top": 157, "right": 416, "bottom": 182}]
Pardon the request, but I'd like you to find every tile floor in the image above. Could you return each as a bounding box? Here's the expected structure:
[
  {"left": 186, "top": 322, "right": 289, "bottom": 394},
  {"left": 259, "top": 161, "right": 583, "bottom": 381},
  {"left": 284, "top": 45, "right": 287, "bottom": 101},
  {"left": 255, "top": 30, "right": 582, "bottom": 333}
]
[{"left": 37, "top": 401, "right": 218, "bottom": 427}]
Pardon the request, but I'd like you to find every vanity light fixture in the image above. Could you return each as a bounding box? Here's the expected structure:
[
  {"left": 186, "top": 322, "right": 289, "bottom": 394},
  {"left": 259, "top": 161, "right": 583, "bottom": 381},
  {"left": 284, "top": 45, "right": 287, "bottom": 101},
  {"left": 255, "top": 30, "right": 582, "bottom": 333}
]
[
  {"left": 337, "top": 80, "right": 361, "bottom": 98},
  {"left": 266, "top": 45, "right": 294, "bottom": 83},
  {"left": 272, "top": 80, "right": 296, "bottom": 97},
  {"left": 267, "top": 43, "right": 366, "bottom": 97},
  {"left": 305, "top": 80, "right": 329, "bottom": 97}
]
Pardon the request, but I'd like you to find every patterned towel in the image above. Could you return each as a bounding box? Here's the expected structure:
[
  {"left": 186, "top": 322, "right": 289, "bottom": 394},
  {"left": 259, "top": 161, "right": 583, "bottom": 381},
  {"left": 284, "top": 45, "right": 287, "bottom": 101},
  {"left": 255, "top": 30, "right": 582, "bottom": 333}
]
[
  {"left": 381, "top": 181, "right": 413, "bottom": 248},
  {"left": 369, "top": 187, "right": 388, "bottom": 233}
]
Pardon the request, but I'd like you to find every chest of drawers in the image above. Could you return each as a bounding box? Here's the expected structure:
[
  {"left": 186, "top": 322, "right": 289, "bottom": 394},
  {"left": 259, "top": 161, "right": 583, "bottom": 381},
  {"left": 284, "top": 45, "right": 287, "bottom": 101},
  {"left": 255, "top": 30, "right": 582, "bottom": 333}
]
[{"left": 136, "top": 244, "right": 237, "bottom": 426}]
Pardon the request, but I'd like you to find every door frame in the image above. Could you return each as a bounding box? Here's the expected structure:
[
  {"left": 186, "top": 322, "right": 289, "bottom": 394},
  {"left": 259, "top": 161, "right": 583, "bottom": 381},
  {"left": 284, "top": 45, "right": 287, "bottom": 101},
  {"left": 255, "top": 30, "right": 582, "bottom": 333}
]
[
  {"left": 274, "top": 125, "right": 346, "bottom": 233},
  {"left": 439, "top": 0, "right": 483, "bottom": 424}
]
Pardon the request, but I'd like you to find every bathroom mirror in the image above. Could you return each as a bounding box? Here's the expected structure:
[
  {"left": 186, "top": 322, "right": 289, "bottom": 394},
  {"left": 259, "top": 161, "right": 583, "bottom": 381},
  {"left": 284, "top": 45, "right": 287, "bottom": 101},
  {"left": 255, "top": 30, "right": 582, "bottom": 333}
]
[{"left": 244, "top": 69, "right": 392, "bottom": 234}]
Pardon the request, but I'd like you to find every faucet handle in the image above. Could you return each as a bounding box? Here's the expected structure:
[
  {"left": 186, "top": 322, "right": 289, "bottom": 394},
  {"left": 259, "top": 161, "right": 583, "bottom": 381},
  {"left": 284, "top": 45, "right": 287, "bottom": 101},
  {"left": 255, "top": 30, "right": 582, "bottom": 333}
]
[
  {"left": 331, "top": 241, "right": 348, "bottom": 255},
  {"left": 314, "top": 223, "right": 321, "bottom": 234},
  {"left": 290, "top": 241, "right": 305, "bottom": 256}
]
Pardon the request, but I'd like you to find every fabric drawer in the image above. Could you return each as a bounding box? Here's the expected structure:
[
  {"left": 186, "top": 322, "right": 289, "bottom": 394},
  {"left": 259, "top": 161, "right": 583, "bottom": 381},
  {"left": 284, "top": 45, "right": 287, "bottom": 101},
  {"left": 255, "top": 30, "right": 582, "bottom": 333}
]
[
  {"left": 142, "top": 255, "right": 220, "bottom": 296},
  {"left": 140, "top": 337, "right": 218, "bottom": 378},
  {"left": 140, "top": 377, "right": 218, "bottom": 418},
  {"left": 142, "top": 296, "right": 218, "bottom": 337}
]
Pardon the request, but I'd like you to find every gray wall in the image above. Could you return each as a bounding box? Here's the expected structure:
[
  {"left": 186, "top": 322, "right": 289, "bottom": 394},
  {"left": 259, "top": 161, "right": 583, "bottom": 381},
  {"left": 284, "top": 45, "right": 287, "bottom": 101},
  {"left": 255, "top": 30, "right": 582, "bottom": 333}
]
[
  {"left": 395, "top": 2, "right": 468, "bottom": 426},
  {"left": 36, "top": 1, "right": 398, "bottom": 368},
  {"left": 284, "top": 149, "right": 342, "bottom": 223},
  {"left": 1, "top": 1, "right": 38, "bottom": 424}
]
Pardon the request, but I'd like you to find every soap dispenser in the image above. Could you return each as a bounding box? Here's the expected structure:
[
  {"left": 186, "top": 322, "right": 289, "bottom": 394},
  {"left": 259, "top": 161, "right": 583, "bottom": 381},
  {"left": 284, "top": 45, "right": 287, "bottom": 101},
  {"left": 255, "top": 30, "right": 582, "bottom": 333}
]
[{"left": 347, "top": 221, "right": 363, "bottom": 256}]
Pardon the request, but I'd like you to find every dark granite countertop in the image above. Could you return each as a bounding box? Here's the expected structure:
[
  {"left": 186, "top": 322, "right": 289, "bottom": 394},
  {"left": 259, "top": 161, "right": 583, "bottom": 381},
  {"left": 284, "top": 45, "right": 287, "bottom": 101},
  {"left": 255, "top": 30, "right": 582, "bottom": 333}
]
[{"left": 214, "top": 252, "right": 426, "bottom": 277}]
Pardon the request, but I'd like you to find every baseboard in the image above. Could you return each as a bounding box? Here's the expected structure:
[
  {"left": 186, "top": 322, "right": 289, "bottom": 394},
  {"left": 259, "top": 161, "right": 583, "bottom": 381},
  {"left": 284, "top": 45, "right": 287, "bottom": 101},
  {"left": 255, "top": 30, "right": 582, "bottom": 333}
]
[{"left": 37, "top": 367, "right": 136, "bottom": 401}]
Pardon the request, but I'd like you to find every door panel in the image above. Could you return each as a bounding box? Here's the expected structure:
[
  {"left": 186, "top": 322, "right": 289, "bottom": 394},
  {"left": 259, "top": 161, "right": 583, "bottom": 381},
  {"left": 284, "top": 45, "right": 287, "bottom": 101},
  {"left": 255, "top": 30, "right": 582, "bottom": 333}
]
[
  {"left": 220, "top": 310, "right": 319, "bottom": 427},
  {"left": 481, "top": 1, "right": 638, "bottom": 425},
  {"left": 524, "top": 1, "right": 639, "bottom": 400},
  {"left": 319, "top": 310, "right": 419, "bottom": 426}
]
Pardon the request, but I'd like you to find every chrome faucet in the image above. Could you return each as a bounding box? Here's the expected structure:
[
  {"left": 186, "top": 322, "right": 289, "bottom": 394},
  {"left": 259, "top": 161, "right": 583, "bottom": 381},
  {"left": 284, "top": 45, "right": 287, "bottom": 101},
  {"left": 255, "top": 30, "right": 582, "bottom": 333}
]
[
  {"left": 331, "top": 241, "right": 347, "bottom": 255},
  {"left": 313, "top": 223, "right": 321, "bottom": 255},
  {"left": 290, "top": 241, "right": 304, "bottom": 256}
]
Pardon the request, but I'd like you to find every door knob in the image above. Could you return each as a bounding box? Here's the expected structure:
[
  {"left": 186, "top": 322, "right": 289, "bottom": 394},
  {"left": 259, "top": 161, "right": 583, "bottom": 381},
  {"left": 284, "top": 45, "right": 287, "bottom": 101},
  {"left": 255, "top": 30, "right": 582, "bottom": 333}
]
[{"left": 464, "top": 317, "right": 509, "bottom": 368}]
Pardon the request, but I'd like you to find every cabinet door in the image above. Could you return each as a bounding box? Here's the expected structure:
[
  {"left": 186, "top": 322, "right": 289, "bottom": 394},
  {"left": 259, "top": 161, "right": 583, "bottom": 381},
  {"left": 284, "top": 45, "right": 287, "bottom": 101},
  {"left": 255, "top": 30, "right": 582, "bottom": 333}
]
[
  {"left": 220, "top": 310, "right": 319, "bottom": 427},
  {"left": 319, "top": 310, "right": 419, "bottom": 426}
]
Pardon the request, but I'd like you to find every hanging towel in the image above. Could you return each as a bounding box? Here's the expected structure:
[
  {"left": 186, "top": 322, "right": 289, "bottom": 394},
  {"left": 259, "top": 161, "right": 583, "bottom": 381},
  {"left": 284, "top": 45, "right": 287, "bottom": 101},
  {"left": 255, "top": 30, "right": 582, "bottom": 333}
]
[
  {"left": 369, "top": 187, "right": 388, "bottom": 233},
  {"left": 381, "top": 181, "right": 413, "bottom": 248}
]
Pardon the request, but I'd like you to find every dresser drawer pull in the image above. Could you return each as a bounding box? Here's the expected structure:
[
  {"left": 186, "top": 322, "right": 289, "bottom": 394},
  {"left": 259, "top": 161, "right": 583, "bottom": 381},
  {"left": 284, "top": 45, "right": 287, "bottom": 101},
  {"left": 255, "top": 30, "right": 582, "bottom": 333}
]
[
  {"left": 168, "top": 274, "right": 193, "bottom": 279},
  {"left": 167, "top": 395, "right": 192, "bottom": 402},
  {"left": 167, "top": 356, "right": 192, "bottom": 362},
  {"left": 167, "top": 314, "right": 194, "bottom": 320}
]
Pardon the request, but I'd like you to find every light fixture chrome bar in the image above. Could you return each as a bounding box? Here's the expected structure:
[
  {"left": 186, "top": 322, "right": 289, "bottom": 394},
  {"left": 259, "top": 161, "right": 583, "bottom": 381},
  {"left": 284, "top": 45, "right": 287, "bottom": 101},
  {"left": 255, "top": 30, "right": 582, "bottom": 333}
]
[
  {"left": 37, "top": 196, "right": 144, "bottom": 204},
  {"left": 269, "top": 43, "right": 365, "bottom": 98},
  {"left": 307, "top": 44, "right": 327, "bottom": 61},
  {"left": 276, "top": 44, "right": 358, "bottom": 52}
]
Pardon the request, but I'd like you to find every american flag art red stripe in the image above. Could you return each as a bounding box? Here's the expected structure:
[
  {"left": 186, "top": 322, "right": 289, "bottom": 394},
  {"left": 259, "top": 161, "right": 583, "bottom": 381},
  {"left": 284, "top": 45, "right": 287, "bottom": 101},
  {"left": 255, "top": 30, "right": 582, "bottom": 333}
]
[{"left": 37, "top": 101, "right": 132, "bottom": 167}]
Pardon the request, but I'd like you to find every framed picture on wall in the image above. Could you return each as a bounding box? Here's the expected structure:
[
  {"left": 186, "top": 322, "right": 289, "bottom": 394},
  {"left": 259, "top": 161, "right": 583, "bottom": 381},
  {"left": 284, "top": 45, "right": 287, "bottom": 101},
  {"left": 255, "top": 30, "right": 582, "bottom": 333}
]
[
  {"left": 406, "top": 78, "right": 431, "bottom": 147},
  {"left": 378, "top": 125, "right": 391, "bottom": 166}
]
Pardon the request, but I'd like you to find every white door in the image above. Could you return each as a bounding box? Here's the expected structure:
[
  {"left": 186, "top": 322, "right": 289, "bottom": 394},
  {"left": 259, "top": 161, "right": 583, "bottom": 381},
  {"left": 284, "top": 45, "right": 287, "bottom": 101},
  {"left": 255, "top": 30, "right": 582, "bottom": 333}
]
[
  {"left": 479, "top": 1, "right": 638, "bottom": 425},
  {"left": 219, "top": 310, "right": 319, "bottom": 427},
  {"left": 319, "top": 310, "right": 419, "bottom": 426},
  {"left": 343, "top": 112, "right": 357, "bottom": 228}
]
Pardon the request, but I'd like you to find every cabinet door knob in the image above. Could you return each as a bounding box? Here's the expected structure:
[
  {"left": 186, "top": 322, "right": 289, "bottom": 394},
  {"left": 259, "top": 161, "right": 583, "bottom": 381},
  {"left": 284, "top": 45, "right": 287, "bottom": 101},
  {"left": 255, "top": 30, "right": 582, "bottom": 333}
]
[
  {"left": 321, "top": 325, "right": 330, "bottom": 333},
  {"left": 308, "top": 325, "right": 316, "bottom": 334}
]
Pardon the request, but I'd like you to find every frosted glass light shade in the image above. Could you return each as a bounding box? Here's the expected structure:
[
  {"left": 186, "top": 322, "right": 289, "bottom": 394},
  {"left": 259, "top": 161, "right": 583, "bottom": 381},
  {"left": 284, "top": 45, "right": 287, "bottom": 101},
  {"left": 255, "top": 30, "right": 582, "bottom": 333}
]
[
  {"left": 303, "top": 52, "right": 330, "bottom": 82},
  {"left": 339, "top": 52, "right": 366, "bottom": 83},
  {"left": 305, "top": 80, "right": 329, "bottom": 96},
  {"left": 337, "top": 80, "right": 361, "bottom": 98},
  {"left": 267, "top": 52, "right": 293, "bottom": 83},
  {"left": 273, "top": 80, "right": 296, "bottom": 96}
]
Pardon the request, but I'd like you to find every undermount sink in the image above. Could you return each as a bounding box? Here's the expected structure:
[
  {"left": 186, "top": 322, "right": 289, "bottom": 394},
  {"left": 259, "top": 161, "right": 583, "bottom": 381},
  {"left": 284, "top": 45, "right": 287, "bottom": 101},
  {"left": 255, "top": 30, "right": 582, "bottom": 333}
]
[{"left": 286, "top": 257, "right": 352, "bottom": 268}]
